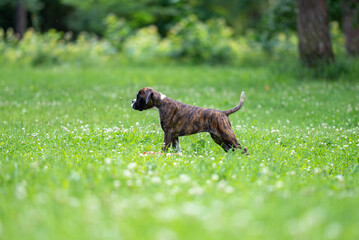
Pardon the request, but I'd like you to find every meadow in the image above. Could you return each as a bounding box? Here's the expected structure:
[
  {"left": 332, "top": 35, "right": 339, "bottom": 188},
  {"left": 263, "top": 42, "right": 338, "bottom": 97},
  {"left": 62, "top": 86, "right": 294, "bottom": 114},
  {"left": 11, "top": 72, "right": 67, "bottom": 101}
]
[{"left": 0, "top": 61, "right": 358, "bottom": 240}]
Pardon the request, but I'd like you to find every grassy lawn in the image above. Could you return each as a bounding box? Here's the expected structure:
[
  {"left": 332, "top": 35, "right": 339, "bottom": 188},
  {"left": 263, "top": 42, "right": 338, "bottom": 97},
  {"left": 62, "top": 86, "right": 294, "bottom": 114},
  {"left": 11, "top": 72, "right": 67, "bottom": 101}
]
[{"left": 0, "top": 63, "right": 358, "bottom": 240}]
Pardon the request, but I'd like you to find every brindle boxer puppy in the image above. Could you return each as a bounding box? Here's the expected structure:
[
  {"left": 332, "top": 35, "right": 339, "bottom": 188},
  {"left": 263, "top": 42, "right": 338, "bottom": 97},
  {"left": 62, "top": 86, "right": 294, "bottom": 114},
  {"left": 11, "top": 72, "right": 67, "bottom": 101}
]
[{"left": 131, "top": 87, "right": 248, "bottom": 153}]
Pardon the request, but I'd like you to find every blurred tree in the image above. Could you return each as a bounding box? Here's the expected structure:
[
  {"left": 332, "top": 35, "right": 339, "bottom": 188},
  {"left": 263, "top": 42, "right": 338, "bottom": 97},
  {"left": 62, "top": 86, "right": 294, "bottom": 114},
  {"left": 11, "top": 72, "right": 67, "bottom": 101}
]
[
  {"left": 0, "top": 2, "right": 12, "bottom": 29},
  {"left": 259, "top": 0, "right": 353, "bottom": 52},
  {"left": 297, "top": 0, "right": 335, "bottom": 67},
  {"left": 343, "top": 0, "right": 359, "bottom": 56},
  {"left": 0, "top": 0, "right": 43, "bottom": 38},
  {"left": 15, "top": 1, "right": 27, "bottom": 38},
  {"left": 39, "top": 0, "right": 74, "bottom": 32}
]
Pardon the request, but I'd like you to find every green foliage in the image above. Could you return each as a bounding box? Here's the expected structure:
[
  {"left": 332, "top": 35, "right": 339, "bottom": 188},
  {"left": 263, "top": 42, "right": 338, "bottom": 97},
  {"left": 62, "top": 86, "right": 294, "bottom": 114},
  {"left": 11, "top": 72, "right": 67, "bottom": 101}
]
[
  {"left": 0, "top": 13, "right": 356, "bottom": 67},
  {"left": 258, "top": 0, "right": 296, "bottom": 51},
  {"left": 60, "top": 0, "right": 190, "bottom": 34},
  {"left": 123, "top": 25, "right": 171, "bottom": 62},
  {"left": 0, "top": 64, "right": 358, "bottom": 240},
  {"left": 0, "top": 28, "right": 114, "bottom": 66},
  {"left": 330, "top": 22, "right": 346, "bottom": 55},
  {"left": 0, "top": 0, "right": 354, "bottom": 52},
  {"left": 103, "top": 14, "right": 132, "bottom": 51},
  {"left": 0, "top": 15, "right": 262, "bottom": 65},
  {"left": 168, "top": 15, "right": 236, "bottom": 63}
]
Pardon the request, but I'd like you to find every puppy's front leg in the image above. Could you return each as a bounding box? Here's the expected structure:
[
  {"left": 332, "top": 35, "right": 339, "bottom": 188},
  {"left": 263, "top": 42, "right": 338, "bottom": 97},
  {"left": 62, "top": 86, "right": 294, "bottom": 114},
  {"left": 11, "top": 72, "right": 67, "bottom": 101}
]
[
  {"left": 171, "top": 136, "right": 181, "bottom": 152},
  {"left": 162, "top": 131, "right": 174, "bottom": 152}
]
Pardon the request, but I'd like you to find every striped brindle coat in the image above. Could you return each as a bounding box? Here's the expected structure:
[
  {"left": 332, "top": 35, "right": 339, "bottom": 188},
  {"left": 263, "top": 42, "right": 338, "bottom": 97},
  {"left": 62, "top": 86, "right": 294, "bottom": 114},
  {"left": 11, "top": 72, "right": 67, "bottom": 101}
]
[{"left": 132, "top": 87, "right": 248, "bottom": 153}]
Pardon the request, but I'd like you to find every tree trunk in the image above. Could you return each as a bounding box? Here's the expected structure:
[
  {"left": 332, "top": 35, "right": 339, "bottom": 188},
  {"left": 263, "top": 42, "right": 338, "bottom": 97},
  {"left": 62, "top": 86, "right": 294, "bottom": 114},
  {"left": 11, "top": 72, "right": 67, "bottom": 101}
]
[
  {"left": 343, "top": 0, "right": 359, "bottom": 56},
  {"left": 15, "top": 1, "right": 27, "bottom": 39},
  {"left": 297, "top": 0, "right": 335, "bottom": 67}
]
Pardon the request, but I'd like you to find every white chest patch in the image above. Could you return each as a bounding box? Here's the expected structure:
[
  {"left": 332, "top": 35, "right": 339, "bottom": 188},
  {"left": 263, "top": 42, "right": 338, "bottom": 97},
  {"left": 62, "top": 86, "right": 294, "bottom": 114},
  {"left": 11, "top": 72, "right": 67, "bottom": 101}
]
[{"left": 159, "top": 92, "right": 167, "bottom": 100}]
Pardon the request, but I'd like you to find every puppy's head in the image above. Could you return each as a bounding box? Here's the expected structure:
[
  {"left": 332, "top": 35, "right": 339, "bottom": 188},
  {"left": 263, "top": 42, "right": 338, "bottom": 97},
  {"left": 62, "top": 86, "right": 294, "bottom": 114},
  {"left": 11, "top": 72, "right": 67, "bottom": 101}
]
[{"left": 131, "top": 87, "right": 156, "bottom": 111}]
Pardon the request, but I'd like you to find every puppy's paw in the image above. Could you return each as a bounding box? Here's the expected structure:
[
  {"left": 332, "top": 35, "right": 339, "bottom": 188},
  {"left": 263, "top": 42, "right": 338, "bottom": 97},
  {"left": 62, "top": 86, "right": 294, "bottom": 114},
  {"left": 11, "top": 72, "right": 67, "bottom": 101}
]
[{"left": 242, "top": 147, "right": 249, "bottom": 155}]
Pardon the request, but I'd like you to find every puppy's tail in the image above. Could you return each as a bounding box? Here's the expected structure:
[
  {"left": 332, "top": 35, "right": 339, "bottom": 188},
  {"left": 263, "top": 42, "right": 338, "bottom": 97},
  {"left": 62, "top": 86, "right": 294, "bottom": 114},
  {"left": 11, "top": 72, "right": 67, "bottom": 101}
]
[{"left": 223, "top": 92, "right": 245, "bottom": 116}]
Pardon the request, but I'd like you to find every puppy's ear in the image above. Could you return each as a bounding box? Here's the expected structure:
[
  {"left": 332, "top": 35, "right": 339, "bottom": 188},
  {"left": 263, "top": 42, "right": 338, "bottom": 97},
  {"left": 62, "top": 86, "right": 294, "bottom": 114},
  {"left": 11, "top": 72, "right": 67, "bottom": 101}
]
[{"left": 145, "top": 90, "right": 153, "bottom": 104}]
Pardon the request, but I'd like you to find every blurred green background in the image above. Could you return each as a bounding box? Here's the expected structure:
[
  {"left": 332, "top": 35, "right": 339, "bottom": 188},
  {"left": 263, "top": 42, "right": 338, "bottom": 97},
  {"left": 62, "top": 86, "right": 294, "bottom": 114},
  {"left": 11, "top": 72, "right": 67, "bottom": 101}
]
[{"left": 0, "top": 0, "right": 358, "bottom": 68}]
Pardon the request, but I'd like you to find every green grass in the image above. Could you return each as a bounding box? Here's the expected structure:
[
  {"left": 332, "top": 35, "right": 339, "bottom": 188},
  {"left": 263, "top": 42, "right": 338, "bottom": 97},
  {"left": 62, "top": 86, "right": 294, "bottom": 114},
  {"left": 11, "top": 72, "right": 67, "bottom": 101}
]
[{"left": 0, "top": 62, "right": 358, "bottom": 240}]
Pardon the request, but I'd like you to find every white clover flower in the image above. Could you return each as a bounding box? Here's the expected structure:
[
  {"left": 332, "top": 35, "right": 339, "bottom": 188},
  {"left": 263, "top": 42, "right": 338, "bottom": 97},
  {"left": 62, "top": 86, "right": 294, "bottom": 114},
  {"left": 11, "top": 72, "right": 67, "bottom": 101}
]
[
  {"left": 157, "top": 208, "right": 178, "bottom": 222},
  {"left": 225, "top": 186, "right": 234, "bottom": 194},
  {"left": 335, "top": 175, "right": 344, "bottom": 182},
  {"left": 151, "top": 176, "right": 161, "bottom": 184},
  {"left": 134, "top": 179, "right": 142, "bottom": 186},
  {"left": 156, "top": 228, "right": 178, "bottom": 240},
  {"left": 127, "top": 162, "right": 137, "bottom": 170},
  {"left": 211, "top": 174, "right": 219, "bottom": 181},
  {"left": 261, "top": 166, "right": 270, "bottom": 175},
  {"left": 123, "top": 170, "right": 132, "bottom": 178},
  {"left": 126, "top": 180, "right": 133, "bottom": 186},
  {"left": 113, "top": 180, "right": 121, "bottom": 188},
  {"left": 154, "top": 193, "right": 165, "bottom": 202},
  {"left": 15, "top": 181, "right": 27, "bottom": 200},
  {"left": 275, "top": 180, "right": 284, "bottom": 189},
  {"left": 217, "top": 180, "right": 227, "bottom": 190},
  {"left": 104, "top": 158, "right": 112, "bottom": 165},
  {"left": 181, "top": 202, "right": 203, "bottom": 217},
  {"left": 69, "top": 171, "right": 80, "bottom": 181},
  {"left": 179, "top": 174, "right": 190, "bottom": 183},
  {"left": 188, "top": 187, "right": 204, "bottom": 196}
]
